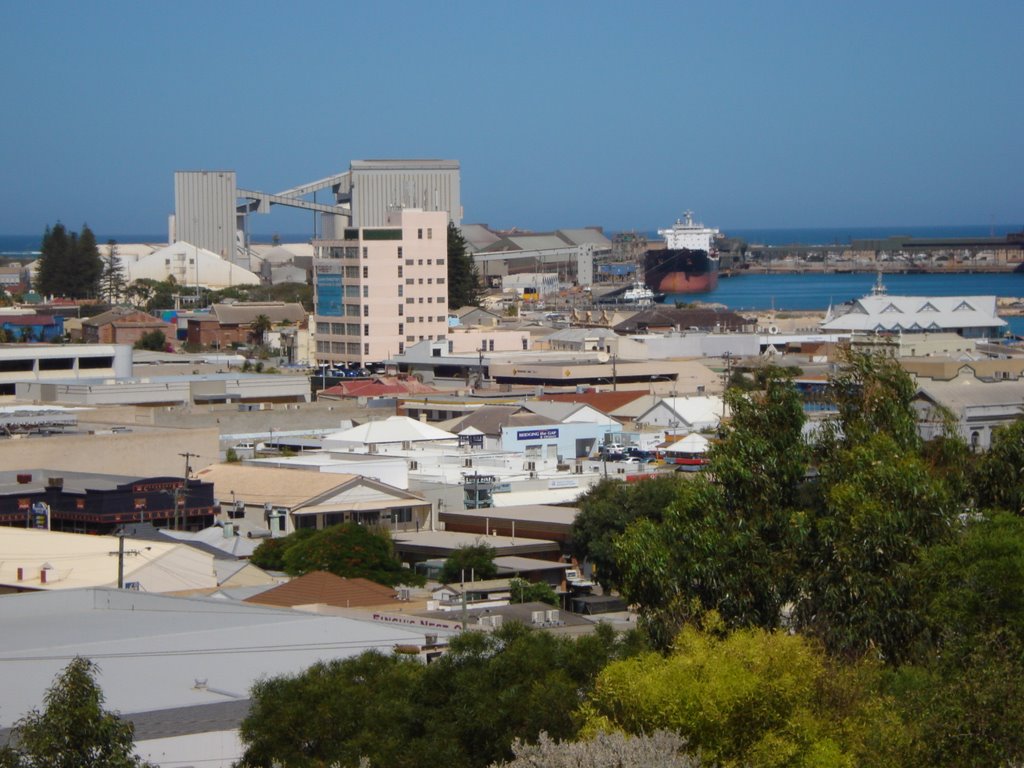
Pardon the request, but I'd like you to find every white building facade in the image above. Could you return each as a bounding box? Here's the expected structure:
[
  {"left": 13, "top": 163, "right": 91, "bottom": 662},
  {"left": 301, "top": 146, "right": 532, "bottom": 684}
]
[{"left": 313, "top": 209, "right": 449, "bottom": 365}]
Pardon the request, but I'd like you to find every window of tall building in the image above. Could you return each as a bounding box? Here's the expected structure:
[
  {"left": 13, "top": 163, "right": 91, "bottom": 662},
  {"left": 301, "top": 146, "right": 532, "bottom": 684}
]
[
  {"left": 363, "top": 305, "right": 369, "bottom": 317},
  {"left": 437, "top": 277, "right": 445, "bottom": 284},
  {"left": 417, "top": 229, "right": 423, "bottom": 239},
  {"left": 428, "top": 297, "right": 433, "bottom": 303},
  {"left": 362, "top": 247, "right": 368, "bottom": 258},
  {"left": 363, "top": 286, "right": 369, "bottom": 298},
  {"left": 427, "top": 278, "right": 433, "bottom": 284},
  {"left": 427, "top": 228, "right": 433, "bottom": 239},
  {"left": 363, "top": 324, "right": 369, "bottom": 336},
  {"left": 364, "top": 343, "right": 369, "bottom": 355},
  {"left": 398, "top": 266, "right": 403, "bottom": 278},
  {"left": 406, "top": 278, "right": 414, "bottom": 285},
  {"left": 437, "top": 258, "right": 445, "bottom": 266},
  {"left": 398, "top": 323, "right": 404, "bottom": 335},
  {"left": 363, "top": 266, "right": 369, "bottom": 278},
  {"left": 398, "top": 285, "right": 403, "bottom": 297},
  {"left": 398, "top": 342, "right": 405, "bottom": 354},
  {"left": 398, "top": 305, "right": 403, "bottom": 316},
  {"left": 398, "top": 246, "right": 403, "bottom": 258},
  {"left": 316, "top": 322, "right": 330, "bottom": 334}
]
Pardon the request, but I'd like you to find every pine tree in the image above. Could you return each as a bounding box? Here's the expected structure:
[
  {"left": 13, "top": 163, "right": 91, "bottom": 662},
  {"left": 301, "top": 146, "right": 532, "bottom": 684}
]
[
  {"left": 447, "top": 221, "right": 482, "bottom": 308},
  {"left": 34, "top": 223, "right": 104, "bottom": 298},
  {"left": 36, "top": 222, "right": 71, "bottom": 297},
  {"left": 101, "top": 240, "right": 129, "bottom": 304},
  {"left": 74, "top": 224, "right": 103, "bottom": 298}
]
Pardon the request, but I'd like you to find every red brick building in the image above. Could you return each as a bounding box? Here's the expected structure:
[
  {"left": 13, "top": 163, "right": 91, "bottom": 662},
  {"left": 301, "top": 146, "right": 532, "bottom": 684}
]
[
  {"left": 185, "top": 302, "right": 306, "bottom": 349},
  {"left": 81, "top": 307, "right": 174, "bottom": 346}
]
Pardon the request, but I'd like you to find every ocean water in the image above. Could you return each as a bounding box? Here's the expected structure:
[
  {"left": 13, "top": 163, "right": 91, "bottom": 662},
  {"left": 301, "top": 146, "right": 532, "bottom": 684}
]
[{"left": 664, "top": 272, "right": 1024, "bottom": 312}]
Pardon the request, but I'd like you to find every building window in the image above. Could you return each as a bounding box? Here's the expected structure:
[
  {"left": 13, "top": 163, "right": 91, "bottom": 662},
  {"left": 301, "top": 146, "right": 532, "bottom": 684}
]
[
  {"left": 398, "top": 323, "right": 404, "bottom": 335},
  {"left": 406, "top": 297, "right": 414, "bottom": 304},
  {"left": 363, "top": 305, "right": 369, "bottom": 317},
  {"left": 406, "top": 259, "right": 414, "bottom": 266},
  {"left": 398, "top": 266, "right": 403, "bottom": 277},
  {"left": 428, "top": 297, "right": 433, "bottom": 303},
  {"left": 397, "top": 246, "right": 403, "bottom": 258},
  {"left": 347, "top": 323, "right": 360, "bottom": 336},
  {"left": 408, "top": 317, "right": 415, "bottom": 323},
  {"left": 398, "top": 342, "right": 404, "bottom": 354},
  {"left": 522, "top": 337, "right": 528, "bottom": 350},
  {"left": 427, "top": 228, "right": 433, "bottom": 239},
  {"left": 362, "top": 247, "right": 368, "bottom": 258},
  {"left": 448, "top": 340, "right": 453, "bottom": 353},
  {"left": 437, "top": 278, "right": 445, "bottom": 284},
  {"left": 398, "top": 305, "right": 403, "bottom": 316},
  {"left": 346, "top": 304, "right": 360, "bottom": 317},
  {"left": 437, "top": 258, "right": 445, "bottom": 266},
  {"left": 398, "top": 285, "right": 403, "bottom": 297},
  {"left": 418, "top": 259, "right": 423, "bottom": 266},
  {"left": 418, "top": 298, "right": 424, "bottom": 303},
  {"left": 427, "top": 278, "right": 433, "bottom": 284},
  {"left": 489, "top": 340, "right": 495, "bottom": 351},
  {"left": 363, "top": 286, "right": 369, "bottom": 298},
  {"left": 406, "top": 278, "right": 414, "bottom": 285},
  {"left": 363, "top": 266, "right": 369, "bottom": 278},
  {"left": 417, "top": 229, "right": 423, "bottom": 239},
  {"left": 364, "top": 343, "right": 369, "bottom": 355},
  {"left": 438, "top": 297, "right": 446, "bottom": 304},
  {"left": 364, "top": 324, "right": 370, "bottom": 336},
  {"left": 427, "top": 259, "right": 432, "bottom": 265},
  {"left": 331, "top": 322, "right": 344, "bottom": 334},
  {"left": 316, "top": 322, "right": 330, "bottom": 334},
  {"left": 418, "top": 278, "right": 424, "bottom": 284},
  {"left": 347, "top": 342, "right": 360, "bottom": 354},
  {"left": 407, "top": 335, "right": 416, "bottom": 342}
]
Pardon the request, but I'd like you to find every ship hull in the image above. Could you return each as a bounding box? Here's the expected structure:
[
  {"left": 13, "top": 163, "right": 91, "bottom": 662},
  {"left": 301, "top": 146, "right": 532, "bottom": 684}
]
[{"left": 644, "top": 248, "right": 719, "bottom": 294}]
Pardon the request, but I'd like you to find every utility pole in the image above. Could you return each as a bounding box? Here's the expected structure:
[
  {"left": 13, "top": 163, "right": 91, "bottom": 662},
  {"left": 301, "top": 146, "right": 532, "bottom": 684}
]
[
  {"left": 176, "top": 452, "right": 199, "bottom": 531},
  {"left": 109, "top": 531, "right": 145, "bottom": 589}
]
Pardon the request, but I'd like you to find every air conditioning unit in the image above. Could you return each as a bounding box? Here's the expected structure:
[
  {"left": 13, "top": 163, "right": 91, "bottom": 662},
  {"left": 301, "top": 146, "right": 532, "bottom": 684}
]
[
  {"left": 398, "top": 588, "right": 411, "bottom": 601},
  {"left": 545, "top": 609, "right": 560, "bottom": 623},
  {"left": 530, "top": 610, "right": 546, "bottom": 625}
]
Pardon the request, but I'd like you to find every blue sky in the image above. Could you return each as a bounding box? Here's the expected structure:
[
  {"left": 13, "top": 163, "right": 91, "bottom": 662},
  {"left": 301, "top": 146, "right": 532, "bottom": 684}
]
[{"left": 1, "top": 0, "right": 1021, "bottom": 236}]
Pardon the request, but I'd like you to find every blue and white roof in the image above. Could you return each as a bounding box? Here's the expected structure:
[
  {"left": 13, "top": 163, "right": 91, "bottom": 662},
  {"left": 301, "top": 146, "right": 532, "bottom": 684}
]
[{"left": 821, "top": 295, "right": 1006, "bottom": 333}]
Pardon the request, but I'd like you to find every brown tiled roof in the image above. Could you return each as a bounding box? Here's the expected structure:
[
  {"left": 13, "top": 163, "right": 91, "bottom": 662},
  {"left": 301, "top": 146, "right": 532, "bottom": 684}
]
[
  {"left": 539, "top": 390, "right": 648, "bottom": 414},
  {"left": 612, "top": 307, "right": 753, "bottom": 333},
  {"left": 244, "top": 571, "right": 398, "bottom": 608}
]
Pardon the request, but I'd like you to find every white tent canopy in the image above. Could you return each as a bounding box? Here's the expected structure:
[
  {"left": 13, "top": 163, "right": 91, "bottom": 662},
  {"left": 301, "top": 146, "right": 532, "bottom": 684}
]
[
  {"left": 323, "top": 416, "right": 457, "bottom": 448},
  {"left": 666, "top": 433, "right": 710, "bottom": 454}
]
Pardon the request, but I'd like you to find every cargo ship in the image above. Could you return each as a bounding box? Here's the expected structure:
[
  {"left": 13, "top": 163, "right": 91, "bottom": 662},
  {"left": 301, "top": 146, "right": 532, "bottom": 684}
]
[{"left": 644, "top": 211, "right": 720, "bottom": 294}]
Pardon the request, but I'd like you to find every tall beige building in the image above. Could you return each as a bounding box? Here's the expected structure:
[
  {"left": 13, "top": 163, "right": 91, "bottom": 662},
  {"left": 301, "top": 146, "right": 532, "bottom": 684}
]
[{"left": 313, "top": 209, "right": 449, "bottom": 365}]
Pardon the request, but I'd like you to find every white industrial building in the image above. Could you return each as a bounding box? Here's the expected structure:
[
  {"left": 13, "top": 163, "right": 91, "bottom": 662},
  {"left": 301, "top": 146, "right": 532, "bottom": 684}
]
[
  {"left": 127, "top": 242, "right": 261, "bottom": 289},
  {"left": 821, "top": 294, "right": 1007, "bottom": 338}
]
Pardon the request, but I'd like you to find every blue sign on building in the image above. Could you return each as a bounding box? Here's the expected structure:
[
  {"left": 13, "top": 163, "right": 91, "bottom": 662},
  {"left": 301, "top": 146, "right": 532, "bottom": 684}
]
[
  {"left": 316, "top": 272, "right": 343, "bottom": 316},
  {"left": 516, "top": 428, "right": 559, "bottom": 441}
]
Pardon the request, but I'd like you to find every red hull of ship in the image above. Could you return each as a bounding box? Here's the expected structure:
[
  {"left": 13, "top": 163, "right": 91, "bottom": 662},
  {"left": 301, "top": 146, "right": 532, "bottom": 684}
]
[{"left": 656, "top": 270, "right": 718, "bottom": 294}]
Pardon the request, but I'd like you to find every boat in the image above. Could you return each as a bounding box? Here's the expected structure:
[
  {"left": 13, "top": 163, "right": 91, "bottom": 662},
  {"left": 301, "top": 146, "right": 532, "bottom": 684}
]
[
  {"left": 644, "top": 211, "right": 720, "bottom": 294},
  {"left": 621, "top": 281, "right": 659, "bottom": 306}
]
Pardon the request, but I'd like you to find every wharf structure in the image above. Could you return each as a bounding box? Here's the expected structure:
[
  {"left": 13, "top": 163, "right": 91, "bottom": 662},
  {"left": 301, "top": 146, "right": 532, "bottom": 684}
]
[{"left": 741, "top": 232, "right": 1024, "bottom": 273}]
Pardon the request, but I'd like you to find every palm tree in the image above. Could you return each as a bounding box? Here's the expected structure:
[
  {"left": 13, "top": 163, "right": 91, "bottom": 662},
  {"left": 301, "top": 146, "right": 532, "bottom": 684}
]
[{"left": 250, "top": 314, "right": 272, "bottom": 347}]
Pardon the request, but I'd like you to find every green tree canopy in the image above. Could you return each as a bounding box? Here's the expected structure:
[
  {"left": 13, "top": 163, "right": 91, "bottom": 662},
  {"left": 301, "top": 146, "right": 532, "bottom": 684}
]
[
  {"left": 580, "top": 621, "right": 909, "bottom": 768},
  {"left": 0, "top": 657, "right": 153, "bottom": 768},
  {"left": 440, "top": 542, "right": 497, "bottom": 584},
  {"left": 571, "top": 476, "right": 683, "bottom": 591},
  {"left": 277, "top": 523, "right": 423, "bottom": 587},
  {"left": 238, "top": 622, "right": 633, "bottom": 768},
  {"left": 133, "top": 330, "right": 166, "bottom": 352},
  {"left": 972, "top": 419, "right": 1024, "bottom": 514},
  {"left": 509, "top": 577, "right": 558, "bottom": 606},
  {"left": 34, "top": 223, "right": 103, "bottom": 299},
  {"left": 100, "top": 240, "right": 128, "bottom": 304},
  {"left": 447, "top": 221, "right": 482, "bottom": 308}
]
